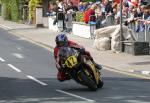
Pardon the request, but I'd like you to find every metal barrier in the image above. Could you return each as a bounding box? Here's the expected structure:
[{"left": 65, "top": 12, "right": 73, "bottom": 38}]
[
  {"left": 57, "top": 12, "right": 65, "bottom": 32},
  {"left": 128, "top": 21, "right": 150, "bottom": 44},
  {"left": 65, "top": 11, "right": 76, "bottom": 32},
  {"left": 57, "top": 11, "right": 76, "bottom": 32},
  {"left": 128, "top": 21, "right": 138, "bottom": 40},
  {"left": 61, "top": 11, "right": 150, "bottom": 41},
  {"left": 104, "top": 15, "right": 115, "bottom": 26},
  {"left": 89, "top": 15, "right": 96, "bottom": 39},
  {"left": 145, "top": 24, "right": 150, "bottom": 44}
]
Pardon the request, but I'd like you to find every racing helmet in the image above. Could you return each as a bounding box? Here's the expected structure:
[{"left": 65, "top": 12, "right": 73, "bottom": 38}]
[{"left": 55, "top": 33, "right": 68, "bottom": 47}]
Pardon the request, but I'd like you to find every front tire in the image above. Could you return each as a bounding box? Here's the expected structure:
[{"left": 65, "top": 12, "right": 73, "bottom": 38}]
[
  {"left": 78, "top": 71, "right": 98, "bottom": 91},
  {"left": 97, "top": 80, "right": 104, "bottom": 88}
]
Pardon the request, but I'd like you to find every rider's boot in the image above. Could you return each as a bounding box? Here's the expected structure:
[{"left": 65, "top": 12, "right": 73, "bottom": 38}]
[
  {"left": 93, "top": 62, "right": 102, "bottom": 70},
  {"left": 90, "top": 59, "right": 102, "bottom": 70}
]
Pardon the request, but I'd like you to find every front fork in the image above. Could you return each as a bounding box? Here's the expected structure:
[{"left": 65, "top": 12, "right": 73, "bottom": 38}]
[{"left": 86, "top": 60, "right": 101, "bottom": 84}]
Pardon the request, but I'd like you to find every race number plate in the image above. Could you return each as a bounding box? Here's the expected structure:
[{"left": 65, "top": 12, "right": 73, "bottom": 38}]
[{"left": 65, "top": 56, "right": 78, "bottom": 68}]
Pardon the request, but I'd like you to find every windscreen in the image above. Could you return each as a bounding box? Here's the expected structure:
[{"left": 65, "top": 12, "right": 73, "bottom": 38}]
[{"left": 59, "top": 47, "right": 77, "bottom": 60}]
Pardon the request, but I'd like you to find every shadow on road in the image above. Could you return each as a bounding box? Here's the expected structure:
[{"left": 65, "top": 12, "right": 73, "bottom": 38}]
[
  {"left": 0, "top": 77, "right": 83, "bottom": 103},
  {"left": 55, "top": 77, "right": 150, "bottom": 103},
  {"left": 0, "top": 77, "right": 150, "bottom": 103}
]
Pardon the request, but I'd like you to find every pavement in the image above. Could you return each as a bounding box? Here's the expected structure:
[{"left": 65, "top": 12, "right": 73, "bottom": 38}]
[{"left": 0, "top": 17, "right": 150, "bottom": 78}]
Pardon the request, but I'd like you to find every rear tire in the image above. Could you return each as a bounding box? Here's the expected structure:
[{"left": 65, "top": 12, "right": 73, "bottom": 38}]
[{"left": 78, "top": 71, "right": 98, "bottom": 91}]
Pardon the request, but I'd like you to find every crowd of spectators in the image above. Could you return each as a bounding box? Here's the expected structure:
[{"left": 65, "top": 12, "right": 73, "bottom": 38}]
[
  {"left": 48, "top": 0, "right": 78, "bottom": 25},
  {"left": 48, "top": 0, "right": 150, "bottom": 31}
]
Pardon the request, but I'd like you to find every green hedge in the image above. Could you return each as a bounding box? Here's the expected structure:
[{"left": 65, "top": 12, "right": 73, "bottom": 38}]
[
  {"left": 0, "top": 3, "right": 1, "bottom": 16},
  {"left": 10, "top": 0, "right": 19, "bottom": 21},
  {"left": 1, "top": 0, "right": 9, "bottom": 19},
  {"left": 1, "top": 0, "right": 41, "bottom": 22},
  {"left": 1, "top": 0, "right": 26, "bottom": 21}
]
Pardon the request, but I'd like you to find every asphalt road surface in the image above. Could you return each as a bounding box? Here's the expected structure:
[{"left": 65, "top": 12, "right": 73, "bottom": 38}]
[{"left": 0, "top": 28, "right": 150, "bottom": 103}]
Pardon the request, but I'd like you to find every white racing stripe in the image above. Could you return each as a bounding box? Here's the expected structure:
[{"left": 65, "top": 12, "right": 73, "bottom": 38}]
[
  {"left": 0, "top": 57, "right": 5, "bottom": 62},
  {"left": 56, "top": 89, "right": 95, "bottom": 102},
  {"left": 7, "top": 64, "right": 22, "bottom": 72},
  {"left": 27, "top": 75, "right": 48, "bottom": 86}
]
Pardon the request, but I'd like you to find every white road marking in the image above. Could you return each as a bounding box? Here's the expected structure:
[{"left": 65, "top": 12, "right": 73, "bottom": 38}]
[
  {"left": 7, "top": 64, "right": 22, "bottom": 72},
  {"left": 128, "top": 69, "right": 134, "bottom": 72},
  {"left": 0, "top": 24, "right": 12, "bottom": 30},
  {"left": 17, "top": 37, "right": 27, "bottom": 40},
  {"left": 141, "top": 71, "right": 150, "bottom": 75},
  {"left": 17, "top": 47, "right": 22, "bottom": 50},
  {"left": 126, "top": 100, "right": 150, "bottom": 103},
  {"left": 0, "top": 57, "right": 5, "bottom": 62},
  {"left": 12, "top": 53, "right": 24, "bottom": 59},
  {"left": 56, "top": 89, "right": 95, "bottom": 102},
  {"left": 27, "top": 75, "right": 48, "bottom": 86}
]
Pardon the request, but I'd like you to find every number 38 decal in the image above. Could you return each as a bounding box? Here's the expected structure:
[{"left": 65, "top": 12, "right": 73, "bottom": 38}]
[{"left": 65, "top": 55, "right": 78, "bottom": 68}]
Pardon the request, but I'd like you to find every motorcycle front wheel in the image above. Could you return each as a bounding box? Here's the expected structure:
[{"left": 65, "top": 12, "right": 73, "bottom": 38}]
[
  {"left": 78, "top": 70, "right": 98, "bottom": 91},
  {"left": 97, "top": 79, "right": 104, "bottom": 88}
]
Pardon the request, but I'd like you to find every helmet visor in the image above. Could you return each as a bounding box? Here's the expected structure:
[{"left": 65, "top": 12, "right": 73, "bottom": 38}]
[{"left": 57, "top": 41, "right": 67, "bottom": 47}]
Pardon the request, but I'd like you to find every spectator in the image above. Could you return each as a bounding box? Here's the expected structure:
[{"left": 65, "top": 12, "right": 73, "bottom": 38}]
[
  {"left": 66, "top": 2, "right": 78, "bottom": 12},
  {"left": 95, "top": 2, "right": 102, "bottom": 28},
  {"left": 52, "top": 3, "right": 60, "bottom": 25},
  {"left": 53, "top": 0, "right": 65, "bottom": 26},
  {"left": 58, "top": 0, "right": 65, "bottom": 11},
  {"left": 135, "top": 4, "right": 150, "bottom": 32},
  {"left": 136, "top": 4, "right": 143, "bottom": 18},
  {"left": 139, "top": 3, "right": 150, "bottom": 23},
  {"left": 83, "top": 5, "right": 91, "bottom": 24},
  {"left": 83, "top": 4, "right": 96, "bottom": 24},
  {"left": 140, "top": 0, "right": 148, "bottom": 5},
  {"left": 105, "top": 1, "right": 113, "bottom": 15},
  {"left": 79, "top": 2, "right": 85, "bottom": 12},
  {"left": 48, "top": 1, "right": 53, "bottom": 14},
  {"left": 125, "top": 8, "right": 139, "bottom": 25},
  {"left": 66, "top": 2, "right": 78, "bottom": 21},
  {"left": 143, "top": 7, "right": 150, "bottom": 19},
  {"left": 100, "top": 0, "right": 106, "bottom": 20},
  {"left": 114, "top": 4, "right": 121, "bottom": 24}
]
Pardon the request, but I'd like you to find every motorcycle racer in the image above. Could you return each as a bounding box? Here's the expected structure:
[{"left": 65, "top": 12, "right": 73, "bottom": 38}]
[{"left": 54, "top": 33, "right": 102, "bottom": 81}]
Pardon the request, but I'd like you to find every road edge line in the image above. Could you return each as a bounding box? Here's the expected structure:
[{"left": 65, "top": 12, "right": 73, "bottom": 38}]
[{"left": 56, "top": 89, "right": 95, "bottom": 102}]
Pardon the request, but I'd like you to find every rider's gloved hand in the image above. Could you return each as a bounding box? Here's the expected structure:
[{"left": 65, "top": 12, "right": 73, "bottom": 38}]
[
  {"left": 58, "top": 67, "right": 66, "bottom": 73},
  {"left": 79, "top": 48, "right": 85, "bottom": 54}
]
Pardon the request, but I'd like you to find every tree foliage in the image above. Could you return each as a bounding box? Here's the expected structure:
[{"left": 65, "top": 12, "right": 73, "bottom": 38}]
[
  {"left": 10, "top": 0, "right": 19, "bottom": 21},
  {"left": 76, "top": 12, "right": 84, "bottom": 22},
  {"left": 1, "top": 0, "right": 26, "bottom": 21},
  {"left": 29, "top": 0, "right": 40, "bottom": 20},
  {"left": 1, "top": 0, "right": 11, "bottom": 20}
]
